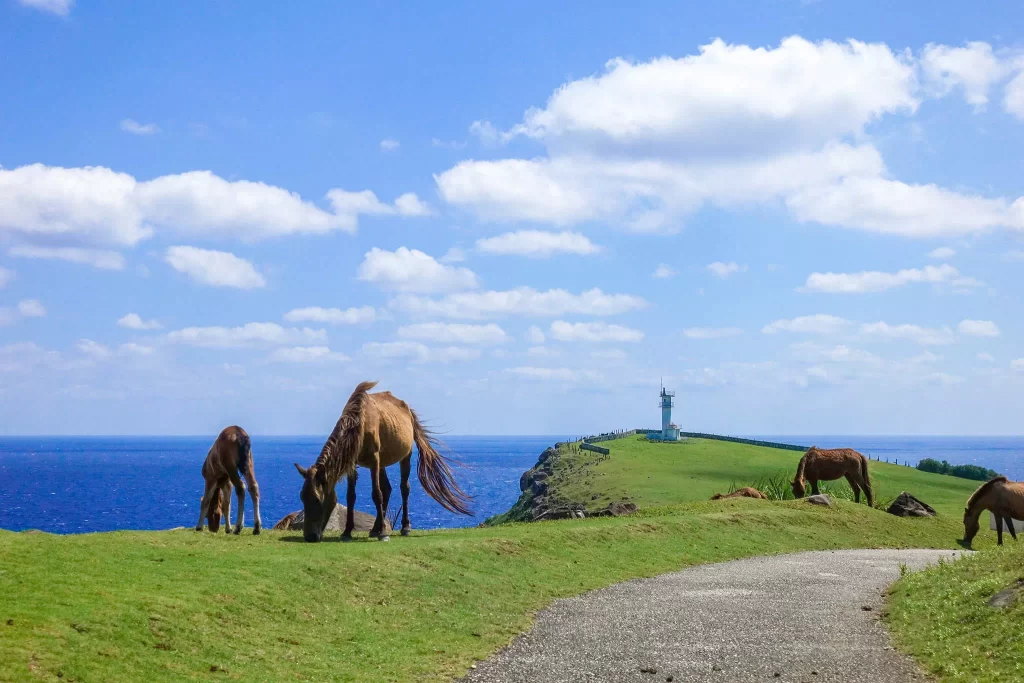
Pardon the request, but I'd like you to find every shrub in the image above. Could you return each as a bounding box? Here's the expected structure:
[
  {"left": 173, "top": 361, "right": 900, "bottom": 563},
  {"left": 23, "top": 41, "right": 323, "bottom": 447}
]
[{"left": 916, "top": 458, "right": 999, "bottom": 481}]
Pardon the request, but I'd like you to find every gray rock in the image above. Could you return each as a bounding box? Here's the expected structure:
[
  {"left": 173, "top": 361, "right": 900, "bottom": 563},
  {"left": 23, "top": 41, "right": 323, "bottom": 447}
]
[
  {"left": 272, "top": 506, "right": 390, "bottom": 534},
  {"left": 595, "top": 501, "right": 638, "bottom": 517},
  {"left": 805, "top": 494, "right": 832, "bottom": 506},
  {"left": 886, "top": 492, "right": 936, "bottom": 517},
  {"left": 988, "top": 579, "right": 1023, "bottom": 609}
]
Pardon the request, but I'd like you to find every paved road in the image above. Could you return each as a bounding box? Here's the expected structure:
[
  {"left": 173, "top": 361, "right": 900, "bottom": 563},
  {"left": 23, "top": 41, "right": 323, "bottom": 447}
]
[{"left": 461, "top": 549, "right": 960, "bottom": 683}]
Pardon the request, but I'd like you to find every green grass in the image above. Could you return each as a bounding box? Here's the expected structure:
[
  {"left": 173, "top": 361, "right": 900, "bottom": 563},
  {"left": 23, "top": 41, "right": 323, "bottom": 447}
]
[
  {"left": 887, "top": 540, "right": 1024, "bottom": 682},
  {"left": 0, "top": 498, "right": 985, "bottom": 682},
  {"left": 546, "top": 436, "right": 981, "bottom": 518}
]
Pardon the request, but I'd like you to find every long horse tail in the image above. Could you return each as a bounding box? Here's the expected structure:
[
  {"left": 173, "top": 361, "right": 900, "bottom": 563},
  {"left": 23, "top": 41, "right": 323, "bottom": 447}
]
[
  {"left": 411, "top": 410, "right": 473, "bottom": 516},
  {"left": 859, "top": 452, "right": 873, "bottom": 506},
  {"left": 236, "top": 429, "right": 251, "bottom": 476}
]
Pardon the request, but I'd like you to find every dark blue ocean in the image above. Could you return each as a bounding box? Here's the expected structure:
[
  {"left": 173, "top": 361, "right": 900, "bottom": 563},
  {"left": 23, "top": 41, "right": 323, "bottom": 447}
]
[{"left": 0, "top": 435, "right": 1020, "bottom": 534}]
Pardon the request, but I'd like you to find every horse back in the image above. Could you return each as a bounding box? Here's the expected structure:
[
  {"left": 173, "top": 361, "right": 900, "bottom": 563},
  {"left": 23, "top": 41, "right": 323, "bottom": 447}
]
[
  {"left": 359, "top": 392, "right": 415, "bottom": 468},
  {"left": 806, "top": 447, "right": 865, "bottom": 480}
]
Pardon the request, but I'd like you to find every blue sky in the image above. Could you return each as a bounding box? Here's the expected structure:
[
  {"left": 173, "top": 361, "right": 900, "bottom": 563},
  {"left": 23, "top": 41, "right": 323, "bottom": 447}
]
[{"left": 1, "top": 0, "right": 1023, "bottom": 435}]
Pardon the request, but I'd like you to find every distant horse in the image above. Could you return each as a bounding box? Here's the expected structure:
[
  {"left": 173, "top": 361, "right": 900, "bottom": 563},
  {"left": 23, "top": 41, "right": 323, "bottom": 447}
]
[
  {"left": 963, "top": 476, "right": 1024, "bottom": 546},
  {"left": 791, "top": 446, "right": 873, "bottom": 506},
  {"left": 195, "top": 426, "right": 262, "bottom": 535},
  {"left": 711, "top": 487, "right": 767, "bottom": 500},
  {"left": 294, "top": 380, "right": 472, "bottom": 543}
]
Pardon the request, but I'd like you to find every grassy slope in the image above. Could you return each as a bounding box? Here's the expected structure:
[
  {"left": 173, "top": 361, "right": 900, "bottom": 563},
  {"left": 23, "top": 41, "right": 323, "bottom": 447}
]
[
  {"left": 886, "top": 543, "right": 1024, "bottom": 682},
  {"left": 550, "top": 436, "right": 980, "bottom": 518}
]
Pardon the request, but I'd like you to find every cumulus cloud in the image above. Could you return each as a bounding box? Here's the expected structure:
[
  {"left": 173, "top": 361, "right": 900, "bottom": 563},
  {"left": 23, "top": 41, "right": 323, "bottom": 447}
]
[
  {"left": 928, "top": 247, "right": 956, "bottom": 259},
  {"left": 435, "top": 37, "right": 1024, "bottom": 239},
  {"left": 957, "top": 319, "right": 1000, "bottom": 337},
  {"left": 17, "top": 0, "right": 72, "bottom": 16},
  {"left": 920, "top": 41, "right": 1006, "bottom": 110},
  {"left": 361, "top": 341, "right": 479, "bottom": 364},
  {"left": 683, "top": 327, "right": 743, "bottom": 339},
  {"left": 652, "top": 264, "right": 676, "bottom": 279},
  {"left": 8, "top": 246, "right": 126, "bottom": 271},
  {"left": 707, "top": 261, "right": 747, "bottom": 278},
  {"left": 117, "top": 313, "right": 162, "bottom": 330},
  {"left": 397, "top": 322, "right": 509, "bottom": 346},
  {"left": 391, "top": 287, "right": 649, "bottom": 320},
  {"left": 358, "top": 247, "right": 478, "bottom": 293},
  {"left": 0, "top": 299, "right": 45, "bottom": 326},
  {"left": 165, "top": 246, "right": 265, "bottom": 289},
  {"left": 266, "top": 346, "right": 349, "bottom": 363},
  {"left": 0, "top": 267, "right": 13, "bottom": 288},
  {"left": 379, "top": 139, "right": 400, "bottom": 152},
  {"left": 283, "top": 306, "right": 376, "bottom": 325},
  {"left": 167, "top": 323, "right": 326, "bottom": 349},
  {"left": 505, "top": 366, "right": 603, "bottom": 383},
  {"left": 1006, "top": 70, "right": 1024, "bottom": 119},
  {"left": 120, "top": 119, "right": 160, "bottom": 136},
  {"left": 440, "top": 247, "right": 466, "bottom": 264},
  {"left": 0, "top": 163, "right": 429, "bottom": 248},
  {"left": 802, "top": 264, "right": 980, "bottom": 293},
  {"left": 762, "top": 314, "right": 853, "bottom": 335},
  {"left": 860, "top": 321, "right": 955, "bottom": 345},
  {"left": 549, "top": 320, "right": 643, "bottom": 343},
  {"left": 526, "top": 326, "right": 546, "bottom": 344},
  {"left": 475, "top": 230, "right": 602, "bottom": 258}
]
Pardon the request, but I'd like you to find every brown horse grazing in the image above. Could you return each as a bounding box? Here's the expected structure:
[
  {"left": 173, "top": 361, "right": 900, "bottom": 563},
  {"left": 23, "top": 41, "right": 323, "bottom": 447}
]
[
  {"left": 205, "top": 487, "right": 225, "bottom": 532},
  {"left": 195, "top": 426, "right": 262, "bottom": 535},
  {"left": 791, "top": 446, "right": 873, "bottom": 506},
  {"left": 294, "top": 380, "right": 472, "bottom": 543},
  {"left": 711, "top": 487, "right": 767, "bottom": 500},
  {"left": 963, "top": 476, "right": 1024, "bottom": 546}
]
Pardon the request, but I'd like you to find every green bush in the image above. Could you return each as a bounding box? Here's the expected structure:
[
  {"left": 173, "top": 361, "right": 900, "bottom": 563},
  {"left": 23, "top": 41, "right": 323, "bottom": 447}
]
[{"left": 916, "top": 458, "right": 999, "bottom": 481}]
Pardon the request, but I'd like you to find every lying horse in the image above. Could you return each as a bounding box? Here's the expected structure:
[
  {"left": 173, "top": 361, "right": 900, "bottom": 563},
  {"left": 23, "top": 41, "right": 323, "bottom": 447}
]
[
  {"left": 963, "top": 476, "right": 1024, "bottom": 546},
  {"left": 294, "top": 380, "right": 472, "bottom": 543},
  {"left": 711, "top": 487, "right": 767, "bottom": 500},
  {"left": 195, "top": 426, "right": 262, "bottom": 535},
  {"left": 791, "top": 446, "right": 873, "bottom": 506}
]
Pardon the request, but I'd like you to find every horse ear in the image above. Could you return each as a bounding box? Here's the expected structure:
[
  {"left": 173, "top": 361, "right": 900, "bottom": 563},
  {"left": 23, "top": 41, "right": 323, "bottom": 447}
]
[{"left": 294, "top": 463, "right": 308, "bottom": 477}]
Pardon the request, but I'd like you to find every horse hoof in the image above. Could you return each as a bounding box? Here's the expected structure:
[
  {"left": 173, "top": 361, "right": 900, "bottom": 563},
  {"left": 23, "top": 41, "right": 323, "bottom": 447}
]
[
  {"left": 252, "top": 528, "right": 261, "bottom": 536},
  {"left": 341, "top": 534, "right": 353, "bottom": 543},
  {"left": 401, "top": 528, "right": 410, "bottom": 537},
  {"left": 379, "top": 535, "right": 390, "bottom": 542},
  {"left": 194, "top": 526, "right": 203, "bottom": 532},
  {"left": 233, "top": 528, "right": 241, "bottom": 535}
]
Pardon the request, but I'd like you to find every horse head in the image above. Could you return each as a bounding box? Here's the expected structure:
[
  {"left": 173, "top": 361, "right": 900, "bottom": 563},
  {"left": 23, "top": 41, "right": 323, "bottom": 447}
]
[
  {"left": 294, "top": 462, "right": 336, "bottom": 543},
  {"left": 206, "top": 488, "right": 223, "bottom": 533},
  {"left": 962, "top": 506, "right": 979, "bottom": 545},
  {"left": 791, "top": 479, "right": 806, "bottom": 499}
]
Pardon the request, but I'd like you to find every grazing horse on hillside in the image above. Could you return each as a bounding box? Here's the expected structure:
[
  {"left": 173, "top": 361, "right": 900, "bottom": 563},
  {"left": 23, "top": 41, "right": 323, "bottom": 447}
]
[
  {"left": 294, "top": 380, "right": 473, "bottom": 543},
  {"left": 195, "top": 426, "right": 262, "bottom": 535},
  {"left": 711, "top": 487, "right": 767, "bottom": 500},
  {"left": 962, "top": 476, "right": 1024, "bottom": 546},
  {"left": 204, "top": 487, "right": 226, "bottom": 532},
  {"left": 791, "top": 446, "right": 873, "bottom": 506}
]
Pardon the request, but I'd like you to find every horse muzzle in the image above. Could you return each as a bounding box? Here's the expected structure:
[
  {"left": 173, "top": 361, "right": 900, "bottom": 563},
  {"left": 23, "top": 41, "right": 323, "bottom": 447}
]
[{"left": 304, "top": 532, "right": 322, "bottom": 543}]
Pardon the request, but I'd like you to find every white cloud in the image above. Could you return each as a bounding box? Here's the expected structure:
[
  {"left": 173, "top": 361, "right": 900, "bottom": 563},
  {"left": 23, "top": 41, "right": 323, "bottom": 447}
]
[
  {"left": 928, "top": 247, "right": 956, "bottom": 259},
  {"left": 860, "top": 321, "right": 954, "bottom": 346},
  {"left": 0, "top": 267, "right": 13, "bottom": 288},
  {"left": 652, "top": 264, "right": 676, "bottom": 279},
  {"left": 167, "top": 323, "right": 326, "bottom": 349},
  {"left": 505, "top": 366, "right": 603, "bottom": 383},
  {"left": 266, "top": 346, "right": 349, "bottom": 363},
  {"left": 957, "top": 319, "right": 1000, "bottom": 337},
  {"left": 361, "top": 341, "right": 479, "bottom": 364},
  {"left": 120, "top": 119, "right": 160, "bottom": 136},
  {"left": 17, "top": 299, "right": 45, "bottom": 318},
  {"left": 397, "top": 322, "right": 509, "bottom": 346},
  {"left": 17, "top": 0, "right": 72, "bottom": 16},
  {"left": 117, "top": 313, "right": 162, "bottom": 330},
  {"left": 591, "top": 349, "right": 627, "bottom": 361},
  {"left": 1011, "top": 359, "right": 1024, "bottom": 371},
  {"left": 707, "top": 261, "right": 747, "bottom": 278},
  {"left": 358, "top": 247, "right": 478, "bottom": 294},
  {"left": 76, "top": 339, "right": 112, "bottom": 359},
  {"left": 1006, "top": 70, "right": 1024, "bottom": 119},
  {"left": 8, "top": 245, "right": 125, "bottom": 271},
  {"left": 977, "top": 352, "right": 995, "bottom": 362},
  {"left": 441, "top": 247, "right": 466, "bottom": 264},
  {"left": 380, "top": 139, "right": 400, "bottom": 152},
  {"left": 762, "top": 314, "right": 853, "bottom": 335},
  {"left": 0, "top": 163, "right": 429, "bottom": 248},
  {"left": 391, "top": 287, "right": 648, "bottom": 320},
  {"left": 526, "top": 346, "right": 560, "bottom": 358},
  {"left": 475, "top": 230, "right": 602, "bottom": 258},
  {"left": 683, "top": 327, "right": 743, "bottom": 339},
  {"left": 920, "top": 42, "right": 1006, "bottom": 110},
  {"left": 549, "top": 320, "right": 643, "bottom": 343},
  {"left": 283, "top": 306, "right": 376, "bottom": 325},
  {"left": 802, "top": 264, "right": 980, "bottom": 293},
  {"left": 526, "top": 326, "right": 546, "bottom": 344},
  {"left": 165, "top": 246, "right": 265, "bottom": 289},
  {"left": 118, "top": 343, "right": 154, "bottom": 356},
  {"left": 791, "top": 341, "right": 882, "bottom": 365}
]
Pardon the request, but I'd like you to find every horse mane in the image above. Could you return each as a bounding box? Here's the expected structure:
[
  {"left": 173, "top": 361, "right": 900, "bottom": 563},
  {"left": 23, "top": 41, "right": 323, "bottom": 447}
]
[
  {"left": 966, "top": 476, "right": 1009, "bottom": 509},
  {"left": 314, "top": 380, "right": 378, "bottom": 485}
]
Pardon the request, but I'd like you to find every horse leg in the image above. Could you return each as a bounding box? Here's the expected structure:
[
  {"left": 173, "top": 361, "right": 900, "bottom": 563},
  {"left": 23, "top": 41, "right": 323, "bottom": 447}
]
[
  {"left": 996, "top": 514, "right": 1004, "bottom": 545},
  {"left": 195, "top": 479, "right": 218, "bottom": 531},
  {"left": 400, "top": 454, "right": 412, "bottom": 536},
  {"left": 844, "top": 473, "right": 861, "bottom": 503},
  {"left": 230, "top": 472, "right": 245, "bottom": 534},
  {"left": 810, "top": 480, "right": 820, "bottom": 496},
  {"left": 369, "top": 456, "right": 389, "bottom": 542},
  {"left": 1005, "top": 517, "right": 1017, "bottom": 541},
  {"left": 220, "top": 481, "right": 232, "bottom": 534},
  {"left": 372, "top": 468, "right": 392, "bottom": 538},
  {"left": 243, "top": 469, "right": 262, "bottom": 535},
  {"left": 341, "top": 471, "right": 357, "bottom": 542}
]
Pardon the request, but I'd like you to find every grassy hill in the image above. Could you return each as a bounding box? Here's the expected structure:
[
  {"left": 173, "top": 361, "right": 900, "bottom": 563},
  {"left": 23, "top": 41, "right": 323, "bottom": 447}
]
[{"left": 0, "top": 435, "right": 995, "bottom": 681}]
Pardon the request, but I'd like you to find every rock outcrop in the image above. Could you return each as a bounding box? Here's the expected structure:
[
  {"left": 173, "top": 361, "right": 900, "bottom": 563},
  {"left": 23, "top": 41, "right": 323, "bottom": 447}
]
[
  {"left": 805, "top": 494, "right": 832, "bottom": 506},
  {"left": 272, "top": 506, "right": 390, "bottom": 534},
  {"left": 885, "top": 492, "right": 936, "bottom": 517}
]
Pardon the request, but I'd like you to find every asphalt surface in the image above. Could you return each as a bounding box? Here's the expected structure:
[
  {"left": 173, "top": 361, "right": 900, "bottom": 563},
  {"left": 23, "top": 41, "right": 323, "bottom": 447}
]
[{"left": 461, "top": 549, "right": 961, "bottom": 683}]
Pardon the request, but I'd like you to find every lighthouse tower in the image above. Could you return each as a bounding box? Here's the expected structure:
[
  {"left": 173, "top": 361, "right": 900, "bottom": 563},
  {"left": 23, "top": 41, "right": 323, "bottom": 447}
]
[{"left": 653, "top": 383, "right": 681, "bottom": 441}]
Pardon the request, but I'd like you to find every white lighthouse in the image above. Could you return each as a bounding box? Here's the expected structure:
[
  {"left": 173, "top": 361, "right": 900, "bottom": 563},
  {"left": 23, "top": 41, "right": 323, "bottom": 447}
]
[{"left": 650, "top": 383, "right": 681, "bottom": 441}]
